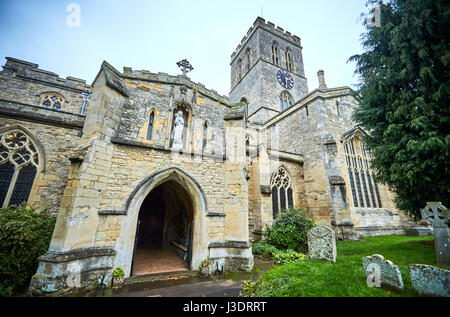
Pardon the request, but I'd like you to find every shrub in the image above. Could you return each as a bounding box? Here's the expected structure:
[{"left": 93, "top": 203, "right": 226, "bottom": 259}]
[
  {"left": 239, "top": 278, "right": 258, "bottom": 297},
  {"left": 271, "top": 249, "right": 305, "bottom": 265},
  {"left": 252, "top": 241, "right": 279, "bottom": 259},
  {"left": 200, "top": 257, "right": 209, "bottom": 268},
  {"left": 264, "top": 208, "right": 315, "bottom": 253},
  {"left": 0, "top": 205, "right": 56, "bottom": 296},
  {"left": 113, "top": 266, "right": 124, "bottom": 278}
]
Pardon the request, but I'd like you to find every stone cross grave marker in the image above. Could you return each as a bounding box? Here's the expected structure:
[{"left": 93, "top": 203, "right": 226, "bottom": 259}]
[
  {"left": 420, "top": 202, "right": 449, "bottom": 265},
  {"left": 307, "top": 225, "right": 336, "bottom": 263}
]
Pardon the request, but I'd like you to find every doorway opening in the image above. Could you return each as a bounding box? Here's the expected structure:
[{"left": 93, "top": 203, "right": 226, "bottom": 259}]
[{"left": 131, "top": 180, "right": 194, "bottom": 276}]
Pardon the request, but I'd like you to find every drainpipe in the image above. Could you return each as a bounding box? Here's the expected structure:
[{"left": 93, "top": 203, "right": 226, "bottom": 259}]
[{"left": 80, "top": 90, "right": 91, "bottom": 115}]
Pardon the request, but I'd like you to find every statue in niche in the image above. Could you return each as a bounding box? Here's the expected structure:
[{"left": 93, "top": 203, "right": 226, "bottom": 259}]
[{"left": 172, "top": 110, "right": 185, "bottom": 150}]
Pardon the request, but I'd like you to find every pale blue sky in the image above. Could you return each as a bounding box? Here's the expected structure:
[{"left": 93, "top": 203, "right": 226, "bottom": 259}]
[{"left": 0, "top": 0, "right": 369, "bottom": 96}]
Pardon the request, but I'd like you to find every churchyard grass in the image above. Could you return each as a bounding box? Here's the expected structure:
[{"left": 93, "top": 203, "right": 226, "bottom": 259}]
[{"left": 244, "top": 235, "right": 449, "bottom": 297}]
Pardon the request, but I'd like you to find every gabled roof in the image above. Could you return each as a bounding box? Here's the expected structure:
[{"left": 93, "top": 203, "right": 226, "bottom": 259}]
[
  {"left": 92, "top": 61, "right": 129, "bottom": 97},
  {"left": 263, "top": 86, "right": 359, "bottom": 128}
]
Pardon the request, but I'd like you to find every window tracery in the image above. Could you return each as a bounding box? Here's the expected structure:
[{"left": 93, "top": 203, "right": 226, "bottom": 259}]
[
  {"left": 344, "top": 135, "right": 382, "bottom": 208},
  {"left": 271, "top": 167, "right": 294, "bottom": 218},
  {"left": 0, "top": 129, "right": 39, "bottom": 207},
  {"left": 40, "top": 93, "right": 64, "bottom": 110}
]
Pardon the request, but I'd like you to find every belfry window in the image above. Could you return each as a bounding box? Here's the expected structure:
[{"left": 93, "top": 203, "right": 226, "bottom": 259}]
[
  {"left": 202, "top": 122, "right": 208, "bottom": 152},
  {"left": 271, "top": 167, "right": 294, "bottom": 218},
  {"left": 40, "top": 93, "right": 64, "bottom": 111},
  {"left": 0, "top": 129, "right": 39, "bottom": 208},
  {"left": 285, "top": 48, "right": 293, "bottom": 72},
  {"left": 237, "top": 59, "right": 243, "bottom": 82},
  {"left": 279, "top": 91, "right": 293, "bottom": 112},
  {"left": 344, "top": 135, "right": 382, "bottom": 208},
  {"left": 146, "top": 111, "right": 155, "bottom": 141},
  {"left": 245, "top": 48, "right": 251, "bottom": 73},
  {"left": 271, "top": 42, "right": 279, "bottom": 66}
]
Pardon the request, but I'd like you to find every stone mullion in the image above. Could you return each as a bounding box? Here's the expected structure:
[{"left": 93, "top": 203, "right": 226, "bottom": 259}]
[
  {"left": 277, "top": 187, "right": 281, "bottom": 215},
  {"left": 2, "top": 167, "right": 19, "bottom": 208},
  {"left": 359, "top": 157, "right": 371, "bottom": 208}
]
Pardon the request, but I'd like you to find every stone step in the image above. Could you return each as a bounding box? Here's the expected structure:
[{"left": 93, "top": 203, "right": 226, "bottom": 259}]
[{"left": 112, "top": 270, "right": 210, "bottom": 295}]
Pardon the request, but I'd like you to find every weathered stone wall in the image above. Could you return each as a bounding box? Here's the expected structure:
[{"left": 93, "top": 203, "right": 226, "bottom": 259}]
[
  {"left": 96, "top": 146, "right": 226, "bottom": 239},
  {"left": 267, "top": 94, "right": 333, "bottom": 226},
  {"left": 264, "top": 87, "right": 413, "bottom": 234},
  {"left": 0, "top": 57, "right": 88, "bottom": 215},
  {"left": 0, "top": 119, "right": 81, "bottom": 214},
  {"left": 230, "top": 17, "right": 306, "bottom": 87},
  {"left": 0, "top": 57, "right": 89, "bottom": 115},
  {"left": 229, "top": 17, "right": 309, "bottom": 125},
  {"left": 118, "top": 75, "right": 228, "bottom": 156}
]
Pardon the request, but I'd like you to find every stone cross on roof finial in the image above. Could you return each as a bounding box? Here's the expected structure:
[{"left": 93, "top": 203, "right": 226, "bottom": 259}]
[{"left": 177, "top": 59, "right": 194, "bottom": 77}]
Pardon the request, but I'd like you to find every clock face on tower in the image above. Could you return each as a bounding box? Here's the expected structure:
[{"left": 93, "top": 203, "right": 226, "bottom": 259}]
[{"left": 276, "top": 69, "right": 294, "bottom": 89}]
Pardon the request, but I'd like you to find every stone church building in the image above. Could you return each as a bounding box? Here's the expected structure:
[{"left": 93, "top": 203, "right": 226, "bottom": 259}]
[{"left": 0, "top": 17, "right": 413, "bottom": 294}]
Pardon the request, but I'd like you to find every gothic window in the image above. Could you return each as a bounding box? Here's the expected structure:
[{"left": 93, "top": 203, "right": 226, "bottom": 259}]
[
  {"left": 40, "top": 93, "right": 64, "bottom": 111},
  {"left": 146, "top": 111, "right": 155, "bottom": 141},
  {"left": 271, "top": 167, "right": 294, "bottom": 218},
  {"left": 237, "top": 59, "right": 243, "bottom": 82},
  {"left": 271, "top": 42, "right": 279, "bottom": 66},
  {"left": 344, "top": 134, "right": 382, "bottom": 208},
  {"left": 279, "top": 91, "right": 293, "bottom": 112},
  {"left": 245, "top": 48, "right": 251, "bottom": 73},
  {"left": 0, "top": 129, "right": 39, "bottom": 208},
  {"left": 285, "top": 48, "right": 293, "bottom": 72},
  {"left": 202, "top": 122, "right": 208, "bottom": 152}
]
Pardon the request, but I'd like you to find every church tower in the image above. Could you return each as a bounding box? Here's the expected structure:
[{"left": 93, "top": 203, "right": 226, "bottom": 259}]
[{"left": 229, "top": 17, "right": 309, "bottom": 125}]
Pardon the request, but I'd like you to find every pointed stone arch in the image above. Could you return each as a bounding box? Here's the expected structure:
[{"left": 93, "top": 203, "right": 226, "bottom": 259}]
[
  {"left": 270, "top": 165, "right": 295, "bottom": 218},
  {"left": 0, "top": 124, "right": 46, "bottom": 172},
  {"left": 0, "top": 125, "right": 45, "bottom": 208},
  {"left": 114, "top": 167, "right": 209, "bottom": 277},
  {"left": 340, "top": 126, "right": 369, "bottom": 144}
]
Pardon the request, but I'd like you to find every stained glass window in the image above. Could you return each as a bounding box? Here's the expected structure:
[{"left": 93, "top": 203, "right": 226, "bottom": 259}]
[
  {"left": 344, "top": 134, "right": 382, "bottom": 208},
  {"left": 271, "top": 167, "right": 294, "bottom": 218},
  {"left": 0, "top": 129, "right": 39, "bottom": 208},
  {"left": 40, "top": 93, "right": 64, "bottom": 111}
]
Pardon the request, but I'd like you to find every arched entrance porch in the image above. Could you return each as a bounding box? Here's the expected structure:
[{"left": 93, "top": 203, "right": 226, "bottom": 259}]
[
  {"left": 131, "top": 180, "right": 194, "bottom": 275},
  {"left": 115, "top": 167, "right": 208, "bottom": 278}
]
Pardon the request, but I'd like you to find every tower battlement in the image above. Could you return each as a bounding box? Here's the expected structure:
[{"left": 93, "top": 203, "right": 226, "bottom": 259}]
[{"left": 231, "top": 17, "right": 301, "bottom": 60}]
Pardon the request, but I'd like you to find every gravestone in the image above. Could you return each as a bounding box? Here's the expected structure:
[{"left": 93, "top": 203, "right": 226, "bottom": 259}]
[
  {"left": 409, "top": 264, "right": 449, "bottom": 297},
  {"left": 362, "top": 254, "right": 404, "bottom": 292},
  {"left": 307, "top": 226, "right": 336, "bottom": 263},
  {"left": 420, "top": 202, "right": 449, "bottom": 265}
]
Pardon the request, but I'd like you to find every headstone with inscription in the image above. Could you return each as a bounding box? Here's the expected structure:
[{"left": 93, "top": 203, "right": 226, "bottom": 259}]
[{"left": 307, "top": 226, "right": 336, "bottom": 263}]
